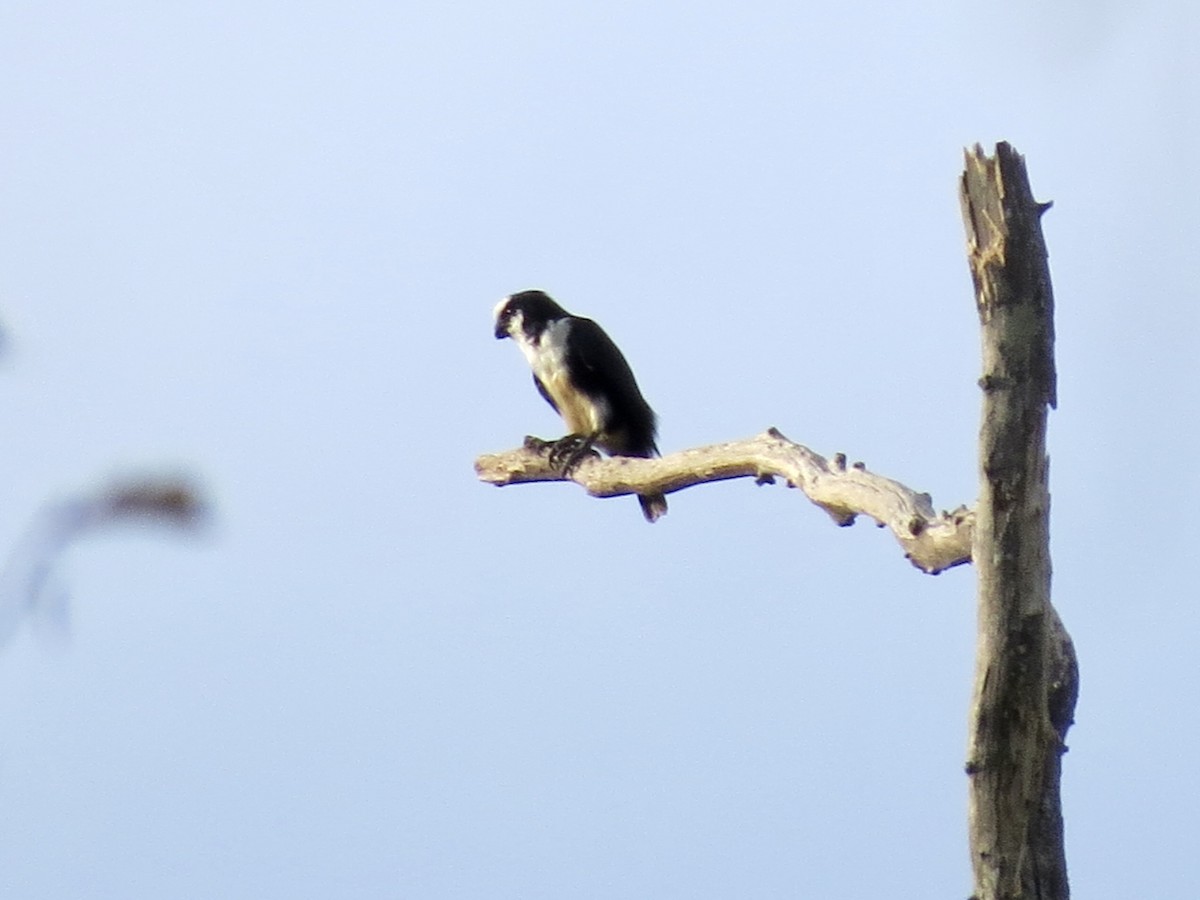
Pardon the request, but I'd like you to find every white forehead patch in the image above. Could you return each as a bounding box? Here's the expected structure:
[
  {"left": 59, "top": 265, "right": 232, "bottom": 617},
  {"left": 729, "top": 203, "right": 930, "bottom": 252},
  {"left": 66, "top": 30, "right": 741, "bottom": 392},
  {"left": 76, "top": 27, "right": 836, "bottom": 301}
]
[{"left": 494, "top": 296, "right": 524, "bottom": 338}]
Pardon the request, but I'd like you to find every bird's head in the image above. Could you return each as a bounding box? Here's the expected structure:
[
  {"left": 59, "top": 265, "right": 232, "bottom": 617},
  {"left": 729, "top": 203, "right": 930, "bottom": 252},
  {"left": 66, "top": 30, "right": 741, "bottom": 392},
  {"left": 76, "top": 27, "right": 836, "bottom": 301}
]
[{"left": 494, "top": 290, "right": 569, "bottom": 341}]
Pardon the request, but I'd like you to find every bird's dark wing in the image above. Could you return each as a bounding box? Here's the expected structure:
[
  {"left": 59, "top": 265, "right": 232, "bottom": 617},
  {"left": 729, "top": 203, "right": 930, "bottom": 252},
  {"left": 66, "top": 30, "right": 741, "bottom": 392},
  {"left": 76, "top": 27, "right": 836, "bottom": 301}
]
[
  {"left": 566, "top": 317, "right": 658, "bottom": 456},
  {"left": 533, "top": 373, "right": 559, "bottom": 414}
]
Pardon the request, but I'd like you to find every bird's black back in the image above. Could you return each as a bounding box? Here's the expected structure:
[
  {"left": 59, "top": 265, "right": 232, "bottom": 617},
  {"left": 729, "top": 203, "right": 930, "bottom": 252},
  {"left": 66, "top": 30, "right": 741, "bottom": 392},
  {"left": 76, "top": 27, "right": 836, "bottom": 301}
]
[{"left": 565, "top": 317, "right": 658, "bottom": 458}]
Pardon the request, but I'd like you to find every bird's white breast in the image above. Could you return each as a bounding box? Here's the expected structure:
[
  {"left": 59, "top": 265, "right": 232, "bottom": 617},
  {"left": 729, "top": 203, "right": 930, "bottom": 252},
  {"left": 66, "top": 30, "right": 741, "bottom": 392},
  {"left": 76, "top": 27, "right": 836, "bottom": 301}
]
[{"left": 514, "top": 318, "right": 606, "bottom": 435}]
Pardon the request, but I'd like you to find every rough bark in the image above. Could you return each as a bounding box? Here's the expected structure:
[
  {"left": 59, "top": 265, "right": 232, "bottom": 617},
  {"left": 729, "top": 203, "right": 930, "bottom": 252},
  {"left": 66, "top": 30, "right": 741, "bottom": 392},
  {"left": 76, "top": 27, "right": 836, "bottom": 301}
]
[
  {"left": 960, "top": 142, "right": 1077, "bottom": 900},
  {"left": 475, "top": 429, "right": 973, "bottom": 574}
]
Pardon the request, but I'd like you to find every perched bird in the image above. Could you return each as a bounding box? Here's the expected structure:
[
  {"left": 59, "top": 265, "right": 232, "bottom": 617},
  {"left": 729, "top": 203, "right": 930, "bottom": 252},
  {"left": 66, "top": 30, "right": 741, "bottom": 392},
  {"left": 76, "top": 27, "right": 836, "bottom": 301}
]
[{"left": 493, "top": 290, "right": 668, "bottom": 523}]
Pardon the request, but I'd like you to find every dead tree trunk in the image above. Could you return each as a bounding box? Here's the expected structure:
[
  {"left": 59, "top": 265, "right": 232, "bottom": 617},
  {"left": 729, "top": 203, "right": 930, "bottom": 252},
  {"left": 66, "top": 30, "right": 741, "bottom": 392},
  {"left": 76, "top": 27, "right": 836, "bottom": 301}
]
[{"left": 960, "top": 142, "right": 1078, "bottom": 900}]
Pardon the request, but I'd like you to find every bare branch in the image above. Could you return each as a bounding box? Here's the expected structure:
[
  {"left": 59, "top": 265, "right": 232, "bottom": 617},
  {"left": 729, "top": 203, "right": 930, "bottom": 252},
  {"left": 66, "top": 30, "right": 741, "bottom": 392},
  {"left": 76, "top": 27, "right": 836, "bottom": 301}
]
[{"left": 476, "top": 428, "right": 973, "bottom": 575}]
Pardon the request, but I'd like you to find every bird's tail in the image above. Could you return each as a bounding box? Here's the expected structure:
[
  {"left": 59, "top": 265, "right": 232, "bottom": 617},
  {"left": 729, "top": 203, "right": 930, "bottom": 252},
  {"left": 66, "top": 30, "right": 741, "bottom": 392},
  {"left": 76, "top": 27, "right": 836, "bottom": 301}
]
[{"left": 638, "top": 492, "right": 668, "bottom": 523}]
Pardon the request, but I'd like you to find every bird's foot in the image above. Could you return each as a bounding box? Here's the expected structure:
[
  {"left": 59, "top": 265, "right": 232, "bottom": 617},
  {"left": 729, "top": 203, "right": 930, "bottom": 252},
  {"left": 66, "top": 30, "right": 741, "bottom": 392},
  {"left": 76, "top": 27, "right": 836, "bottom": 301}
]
[{"left": 548, "top": 434, "right": 600, "bottom": 476}]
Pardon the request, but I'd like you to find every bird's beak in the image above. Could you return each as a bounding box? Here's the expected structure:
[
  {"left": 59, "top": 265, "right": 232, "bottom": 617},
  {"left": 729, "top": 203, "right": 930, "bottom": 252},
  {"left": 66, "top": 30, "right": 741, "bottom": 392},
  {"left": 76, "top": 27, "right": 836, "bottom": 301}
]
[{"left": 494, "top": 319, "right": 509, "bottom": 340}]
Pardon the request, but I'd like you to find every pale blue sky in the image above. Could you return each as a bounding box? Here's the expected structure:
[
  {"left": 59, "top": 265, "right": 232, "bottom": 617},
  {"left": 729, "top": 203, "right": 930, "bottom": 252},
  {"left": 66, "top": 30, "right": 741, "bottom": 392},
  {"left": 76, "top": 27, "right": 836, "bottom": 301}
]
[{"left": 0, "top": 1, "right": 1196, "bottom": 897}]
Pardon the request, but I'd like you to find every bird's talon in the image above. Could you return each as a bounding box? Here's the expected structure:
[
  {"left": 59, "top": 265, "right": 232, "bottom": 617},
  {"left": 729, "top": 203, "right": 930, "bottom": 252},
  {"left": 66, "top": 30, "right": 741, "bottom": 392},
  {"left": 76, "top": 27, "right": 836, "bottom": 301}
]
[
  {"left": 548, "top": 435, "right": 598, "bottom": 475},
  {"left": 562, "top": 447, "right": 601, "bottom": 476}
]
